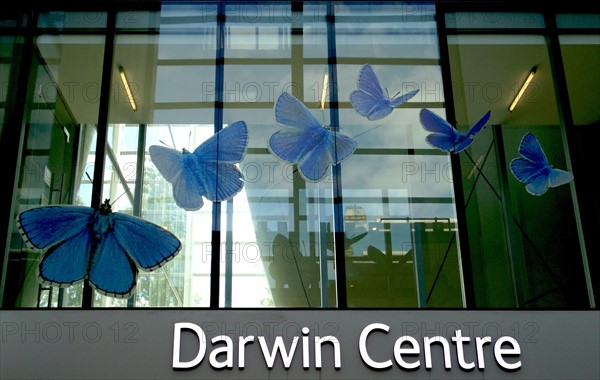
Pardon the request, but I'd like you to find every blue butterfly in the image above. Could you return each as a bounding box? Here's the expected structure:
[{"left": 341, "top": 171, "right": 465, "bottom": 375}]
[
  {"left": 17, "top": 199, "right": 182, "bottom": 298},
  {"left": 269, "top": 92, "right": 357, "bottom": 182},
  {"left": 149, "top": 121, "right": 248, "bottom": 211},
  {"left": 510, "top": 132, "right": 574, "bottom": 196},
  {"left": 350, "top": 64, "right": 420, "bottom": 121},
  {"left": 419, "top": 108, "right": 491, "bottom": 153}
]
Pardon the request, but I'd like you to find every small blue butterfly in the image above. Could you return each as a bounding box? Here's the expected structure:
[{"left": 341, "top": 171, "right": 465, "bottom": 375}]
[
  {"left": 419, "top": 108, "right": 491, "bottom": 153},
  {"left": 350, "top": 64, "right": 420, "bottom": 121},
  {"left": 269, "top": 92, "right": 357, "bottom": 182},
  {"left": 149, "top": 121, "right": 248, "bottom": 211},
  {"left": 17, "top": 199, "right": 182, "bottom": 298},
  {"left": 510, "top": 132, "right": 574, "bottom": 196}
]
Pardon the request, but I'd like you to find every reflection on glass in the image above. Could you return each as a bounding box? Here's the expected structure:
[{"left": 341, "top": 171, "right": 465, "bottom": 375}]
[
  {"left": 336, "top": 3, "right": 463, "bottom": 308},
  {"left": 559, "top": 27, "right": 600, "bottom": 305},
  {"left": 6, "top": 29, "right": 105, "bottom": 307},
  {"left": 449, "top": 31, "right": 591, "bottom": 307}
]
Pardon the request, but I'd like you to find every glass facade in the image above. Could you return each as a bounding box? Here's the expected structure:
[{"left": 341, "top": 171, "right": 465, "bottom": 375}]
[{"left": 0, "top": 2, "right": 597, "bottom": 309}]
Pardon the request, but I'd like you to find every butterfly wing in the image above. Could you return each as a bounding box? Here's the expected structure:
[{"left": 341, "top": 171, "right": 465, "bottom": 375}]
[
  {"left": 185, "top": 161, "right": 244, "bottom": 203},
  {"left": 90, "top": 210, "right": 182, "bottom": 298},
  {"left": 297, "top": 130, "right": 357, "bottom": 182},
  {"left": 270, "top": 92, "right": 326, "bottom": 165},
  {"left": 37, "top": 228, "right": 92, "bottom": 287},
  {"left": 517, "top": 132, "right": 548, "bottom": 165},
  {"left": 17, "top": 206, "right": 95, "bottom": 286},
  {"left": 17, "top": 205, "right": 95, "bottom": 250},
  {"left": 148, "top": 145, "right": 184, "bottom": 183},
  {"left": 329, "top": 131, "right": 358, "bottom": 164},
  {"left": 190, "top": 121, "right": 247, "bottom": 203},
  {"left": 269, "top": 127, "right": 321, "bottom": 164},
  {"left": 525, "top": 175, "right": 551, "bottom": 196},
  {"left": 193, "top": 120, "right": 248, "bottom": 164},
  {"left": 169, "top": 163, "right": 205, "bottom": 210},
  {"left": 548, "top": 168, "right": 574, "bottom": 188},
  {"left": 510, "top": 133, "right": 573, "bottom": 195},
  {"left": 510, "top": 157, "right": 551, "bottom": 195},
  {"left": 390, "top": 88, "right": 420, "bottom": 108},
  {"left": 419, "top": 108, "right": 460, "bottom": 152},
  {"left": 271, "top": 92, "right": 357, "bottom": 181},
  {"left": 350, "top": 64, "right": 393, "bottom": 121},
  {"left": 149, "top": 146, "right": 204, "bottom": 211},
  {"left": 510, "top": 158, "right": 546, "bottom": 184},
  {"left": 465, "top": 110, "right": 491, "bottom": 139},
  {"left": 111, "top": 212, "right": 182, "bottom": 270},
  {"left": 274, "top": 92, "right": 323, "bottom": 131},
  {"left": 88, "top": 230, "right": 138, "bottom": 298},
  {"left": 453, "top": 110, "right": 492, "bottom": 152}
]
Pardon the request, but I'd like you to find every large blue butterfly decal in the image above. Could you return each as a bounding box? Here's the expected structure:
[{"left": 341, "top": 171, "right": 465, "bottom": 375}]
[
  {"left": 510, "top": 132, "right": 574, "bottom": 196},
  {"left": 350, "top": 64, "right": 420, "bottom": 121},
  {"left": 149, "top": 121, "right": 248, "bottom": 211},
  {"left": 17, "top": 199, "right": 182, "bottom": 298},
  {"left": 269, "top": 92, "right": 358, "bottom": 182},
  {"left": 419, "top": 108, "right": 491, "bottom": 153}
]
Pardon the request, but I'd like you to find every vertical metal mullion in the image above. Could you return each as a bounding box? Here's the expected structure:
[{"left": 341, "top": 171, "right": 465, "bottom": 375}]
[
  {"left": 544, "top": 13, "right": 595, "bottom": 308},
  {"left": 132, "top": 124, "right": 147, "bottom": 218},
  {"left": 325, "top": 3, "right": 347, "bottom": 309},
  {"left": 83, "top": 10, "right": 117, "bottom": 309},
  {"left": 434, "top": 3, "right": 476, "bottom": 308},
  {"left": 210, "top": 3, "right": 225, "bottom": 309}
]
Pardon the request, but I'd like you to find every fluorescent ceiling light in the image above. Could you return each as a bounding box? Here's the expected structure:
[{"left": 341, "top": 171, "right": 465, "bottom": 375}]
[
  {"left": 509, "top": 66, "right": 536, "bottom": 112},
  {"left": 118, "top": 65, "right": 137, "bottom": 112}
]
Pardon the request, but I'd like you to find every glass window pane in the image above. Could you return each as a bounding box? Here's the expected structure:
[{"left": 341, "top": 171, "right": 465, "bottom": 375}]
[
  {"left": 38, "top": 11, "right": 107, "bottom": 29},
  {"left": 448, "top": 33, "right": 590, "bottom": 308},
  {"left": 6, "top": 32, "right": 105, "bottom": 307},
  {"left": 223, "top": 2, "right": 329, "bottom": 307},
  {"left": 103, "top": 6, "right": 218, "bottom": 307},
  {"left": 556, "top": 13, "right": 600, "bottom": 29},
  {"left": 559, "top": 22, "right": 600, "bottom": 307},
  {"left": 335, "top": 2, "right": 463, "bottom": 308},
  {"left": 445, "top": 12, "right": 545, "bottom": 29}
]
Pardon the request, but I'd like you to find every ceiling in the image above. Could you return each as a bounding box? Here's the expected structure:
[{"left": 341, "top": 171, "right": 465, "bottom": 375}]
[{"left": 36, "top": 33, "right": 599, "bottom": 129}]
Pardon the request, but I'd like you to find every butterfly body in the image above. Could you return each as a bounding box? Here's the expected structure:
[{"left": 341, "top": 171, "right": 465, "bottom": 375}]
[
  {"left": 149, "top": 121, "right": 248, "bottom": 211},
  {"left": 269, "top": 92, "right": 357, "bottom": 182},
  {"left": 510, "top": 132, "right": 574, "bottom": 196},
  {"left": 419, "top": 108, "right": 491, "bottom": 153},
  {"left": 17, "top": 199, "right": 182, "bottom": 298},
  {"left": 350, "top": 64, "right": 419, "bottom": 121}
]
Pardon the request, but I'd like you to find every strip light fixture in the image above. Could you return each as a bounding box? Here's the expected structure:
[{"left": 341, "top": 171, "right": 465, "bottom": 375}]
[
  {"left": 509, "top": 66, "right": 536, "bottom": 112},
  {"left": 118, "top": 65, "right": 137, "bottom": 112}
]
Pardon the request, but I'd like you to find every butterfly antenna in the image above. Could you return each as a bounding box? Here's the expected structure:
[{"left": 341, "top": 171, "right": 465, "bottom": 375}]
[
  {"left": 85, "top": 172, "right": 104, "bottom": 203},
  {"left": 167, "top": 124, "right": 177, "bottom": 150},
  {"left": 110, "top": 189, "right": 129, "bottom": 206},
  {"left": 85, "top": 168, "right": 133, "bottom": 208}
]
